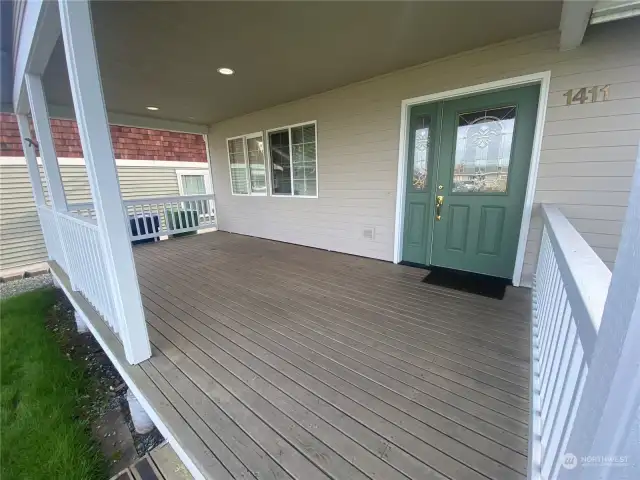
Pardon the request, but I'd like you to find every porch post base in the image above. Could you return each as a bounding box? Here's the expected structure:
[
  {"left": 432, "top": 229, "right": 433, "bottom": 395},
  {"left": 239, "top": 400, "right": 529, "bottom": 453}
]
[
  {"left": 74, "top": 311, "right": 89, "bottom": 333},
  {"left": 126, "top": 389, "right": 155, "bottom": 434}
]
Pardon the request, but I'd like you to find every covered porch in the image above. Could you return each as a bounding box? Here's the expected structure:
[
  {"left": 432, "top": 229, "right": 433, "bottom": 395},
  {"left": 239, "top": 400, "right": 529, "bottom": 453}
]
[
  {"left": 8, "top": 0, "right": 640, "bottom": 479},
  {"left": 54, "top": 230, "right": 531, "bottom": 480}
]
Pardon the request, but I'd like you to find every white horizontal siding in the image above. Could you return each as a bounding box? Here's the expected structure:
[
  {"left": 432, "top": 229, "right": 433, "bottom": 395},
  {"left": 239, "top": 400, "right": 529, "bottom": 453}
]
[
  {"left": 0, "top": 162, "right": 209, "bottom": 272},
  {"left": 209, "top": 18, "right": 640, "bottom": 284}
]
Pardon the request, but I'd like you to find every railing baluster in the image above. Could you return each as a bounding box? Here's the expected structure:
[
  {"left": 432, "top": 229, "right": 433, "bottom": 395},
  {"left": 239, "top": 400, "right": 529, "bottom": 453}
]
[
  {"left": 540, "top": 278, "right": 565, "bottom": 369},
  {"left": 540, "top": 298, "right": 571, "bottom": 404},
  {"left": 175, "top": 201, "right": 184, "bottom": 231},
  {"left": 542, "top": 321, "right": 577, "bottom": 441},
  {"left": 543, "top": 339, "right": 586, "bottom": 479},
  {"left": 541, "top": 260, "right": 562, "bottom": 351}
]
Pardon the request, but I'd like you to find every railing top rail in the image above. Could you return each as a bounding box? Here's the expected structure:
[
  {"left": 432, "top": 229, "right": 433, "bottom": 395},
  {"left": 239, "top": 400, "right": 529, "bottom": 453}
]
[
  {"left": 541, "top": 204, "right": 611, "bottom": 361},
  {"left": 122, "top": 194, "right": 214, "bottom": 206},
  {"left": 57, "top": 210, "right": 99, "bottom": 228},
  {"left": 69, "top": 194, "right": 215, "bottom": 210}
]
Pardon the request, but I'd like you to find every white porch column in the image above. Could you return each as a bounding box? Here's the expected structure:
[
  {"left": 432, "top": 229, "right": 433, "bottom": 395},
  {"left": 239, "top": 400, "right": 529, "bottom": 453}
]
[
  {"left": 24, "top": 75, "right": 68, "bottom": 212},
  {"left": 58, "top": 0, "right": 151, "bottom": 364},
  {"left": 23, "top": 78, "right": 73, "bottom": 279},
  {"left": 561, "top": 146, "right": 640, "bottom": 479},
  {"left": 15, "top": 114, "right": 46, "bottom": 208}
]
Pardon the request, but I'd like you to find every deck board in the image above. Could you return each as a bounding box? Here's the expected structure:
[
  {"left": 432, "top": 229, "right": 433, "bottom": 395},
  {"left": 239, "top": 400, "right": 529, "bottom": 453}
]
[{"left": 133, "top": 232, "right": 531, "bottom": 480}]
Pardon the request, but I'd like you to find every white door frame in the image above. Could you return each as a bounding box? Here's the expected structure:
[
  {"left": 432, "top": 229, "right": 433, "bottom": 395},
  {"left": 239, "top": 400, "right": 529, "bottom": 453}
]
[{"left": 393, "top": 71, "right": 551, "bottom": 287}]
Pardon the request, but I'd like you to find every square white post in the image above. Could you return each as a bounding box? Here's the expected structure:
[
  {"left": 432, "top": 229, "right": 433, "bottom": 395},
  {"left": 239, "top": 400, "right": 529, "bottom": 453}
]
[
  {"left": 24, "top": 75, "right": 74, "bottom": 280},
  {"left": 58, "top": 0, "right": 151, "bottom": 364},
  {"left": 16, "top": 113, "right": 57, "bottom": 265},
  {"left": 15, "top": 114, "right": 46, "bottom": 208},
  {"left": 25, "top": 74, "right": 68, "bottom": 212}
]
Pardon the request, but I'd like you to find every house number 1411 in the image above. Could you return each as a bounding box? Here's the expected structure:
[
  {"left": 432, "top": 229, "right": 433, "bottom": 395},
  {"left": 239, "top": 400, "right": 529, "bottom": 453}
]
[{"left": 563, "top": 85, "right": 610, "bottom": 105}]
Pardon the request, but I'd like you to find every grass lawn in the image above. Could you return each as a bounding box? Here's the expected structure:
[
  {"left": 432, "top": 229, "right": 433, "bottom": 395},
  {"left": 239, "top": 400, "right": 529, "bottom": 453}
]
[{"left": 1, "top": 288, "right": 106, "bottom": 479}]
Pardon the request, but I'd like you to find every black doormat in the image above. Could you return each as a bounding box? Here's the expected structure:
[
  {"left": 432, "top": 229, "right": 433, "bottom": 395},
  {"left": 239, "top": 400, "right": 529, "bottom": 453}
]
[{"left": 422, "top": 267, "right": 509, "bottom": 300}]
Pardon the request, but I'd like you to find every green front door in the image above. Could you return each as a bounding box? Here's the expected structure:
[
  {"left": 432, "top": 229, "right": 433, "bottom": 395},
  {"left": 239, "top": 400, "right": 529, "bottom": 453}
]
[{"left": 402, "top": 84, "right": 539, "bottom": 279}]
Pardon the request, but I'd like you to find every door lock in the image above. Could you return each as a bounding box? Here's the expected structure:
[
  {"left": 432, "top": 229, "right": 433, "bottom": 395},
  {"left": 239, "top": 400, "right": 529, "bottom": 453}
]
[{"left": 435, "top": 195, "right": 444, "bottom": 221}]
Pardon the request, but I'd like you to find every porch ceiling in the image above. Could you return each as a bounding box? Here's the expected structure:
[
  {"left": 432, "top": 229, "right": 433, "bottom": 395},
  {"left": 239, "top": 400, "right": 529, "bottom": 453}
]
[{"left": 42, "top": 1, "right": 562, "bottom": 126}]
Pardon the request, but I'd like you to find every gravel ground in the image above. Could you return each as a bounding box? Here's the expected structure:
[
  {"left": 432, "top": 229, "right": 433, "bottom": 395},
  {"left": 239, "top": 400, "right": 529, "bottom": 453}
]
[{"left": 0, "top": 273, "right": 54, "bottom": 300}]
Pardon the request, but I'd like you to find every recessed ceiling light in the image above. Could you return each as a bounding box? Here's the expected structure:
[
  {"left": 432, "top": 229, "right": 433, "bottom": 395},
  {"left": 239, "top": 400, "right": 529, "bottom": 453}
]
[
  {"left": 217, "top": 67, "right": 234, "bottom": 75},
  {"left": 146, "top": 106, "right": 159, "bottom": 111}
]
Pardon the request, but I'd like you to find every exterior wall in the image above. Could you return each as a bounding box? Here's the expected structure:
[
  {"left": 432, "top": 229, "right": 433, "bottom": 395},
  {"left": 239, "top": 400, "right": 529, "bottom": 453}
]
[
  {"left": 0, "top": 160, "right": 210, "bottom": 272},
  {"left": 0, "top": 113, "right": 209, "bottom": 273},
  {"left": 208, "top": 18, "right": 640, "bottom": 284}
]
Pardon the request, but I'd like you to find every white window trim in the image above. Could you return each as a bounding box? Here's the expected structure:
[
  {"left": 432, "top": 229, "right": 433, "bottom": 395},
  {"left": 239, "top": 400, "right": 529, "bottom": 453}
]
[
  {"left": 266, "top": 120, "right": 319, "bottom": 199},
  {"left": 226, "top": 132, "right": 267, "bottom": 196},
  {"left": 175, "top": 169, "right": 213, "bottom": 195}
]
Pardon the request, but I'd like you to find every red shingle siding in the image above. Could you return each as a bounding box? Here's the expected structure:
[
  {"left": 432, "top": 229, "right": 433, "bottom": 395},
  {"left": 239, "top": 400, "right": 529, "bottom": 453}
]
[
  {"left": 0, "top": 113, "right": 23, "bottom": 157},
  {"left": 0, "top": 113, "right": 207, "bottom": 162}
]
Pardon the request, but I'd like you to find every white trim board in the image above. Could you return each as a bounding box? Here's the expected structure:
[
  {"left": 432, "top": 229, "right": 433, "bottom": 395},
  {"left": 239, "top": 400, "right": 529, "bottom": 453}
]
[
  {"left": 393, "top": 71, "right": 551, "bottom": 287},
  {"left": 0, "top": 157, "right": 210, "bottom": 169}
]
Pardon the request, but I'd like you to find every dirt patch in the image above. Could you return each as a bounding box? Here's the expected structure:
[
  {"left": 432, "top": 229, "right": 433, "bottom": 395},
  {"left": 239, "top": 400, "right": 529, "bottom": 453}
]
[{"left": 47, "top": 290, "right": 164, "bottom": 473}]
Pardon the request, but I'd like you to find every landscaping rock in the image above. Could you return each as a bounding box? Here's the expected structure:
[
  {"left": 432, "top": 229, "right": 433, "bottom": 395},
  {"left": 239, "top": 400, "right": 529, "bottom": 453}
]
[{"left": 0, "top": 273, "right": 53, "bottom": 299}]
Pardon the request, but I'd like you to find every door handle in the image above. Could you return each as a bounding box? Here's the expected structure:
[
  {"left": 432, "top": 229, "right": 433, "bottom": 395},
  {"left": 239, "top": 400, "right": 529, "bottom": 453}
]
[{"left": 435, "top": 195, "right": 444, "bottom": 221}]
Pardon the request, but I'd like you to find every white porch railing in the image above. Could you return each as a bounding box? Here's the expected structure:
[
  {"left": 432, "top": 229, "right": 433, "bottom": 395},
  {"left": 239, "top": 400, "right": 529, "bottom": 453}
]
[
  {"left": 68, "top": 194, "right": 216, "bottom": 242},
  {"left": 55, "top": 211, "right": 119, "bottom": 333},
  {"left": 37, "top": 205, "right": 68, "bottom": 272},
  {"left": 529, "top": 205, "right": 612, "bottom": 479},
  {"left": 123, "top": 194, "right": 216, "bottom": 241}
]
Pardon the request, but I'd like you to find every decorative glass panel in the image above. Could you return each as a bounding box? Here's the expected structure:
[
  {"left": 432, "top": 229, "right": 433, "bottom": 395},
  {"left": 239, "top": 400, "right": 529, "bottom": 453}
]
[
  {"left": 246, "top": 135, "right": 267, "bottom": 193},
  {"left": 452, "top": 106, "right": 516, "bottom": 193},
  {"left": 291, "top": 124, "right": 317, "bottom": 196},
  {"left": 227, "top": 137, "right": 248, "bottom": 194},
  {"left": 269, "top": 130, "right": 292, "bottom": 195},
  {"left": 412, "top": 116, "right": 431, "bottom": 190}
]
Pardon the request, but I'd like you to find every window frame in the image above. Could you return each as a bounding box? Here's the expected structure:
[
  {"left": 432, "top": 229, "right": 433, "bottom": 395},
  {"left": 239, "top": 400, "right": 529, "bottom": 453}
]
[
  {"left": 175, "top": 168, "right": 214, "bottom": 221},
  {"left": 266, "top": 120, "right": 319, "bottom": 199},
  {"left": 175, "top": 169, "right": 213, "bottom": 196},
  {"left": 226, "top": 132, "right": 268, "bottom": 196}
]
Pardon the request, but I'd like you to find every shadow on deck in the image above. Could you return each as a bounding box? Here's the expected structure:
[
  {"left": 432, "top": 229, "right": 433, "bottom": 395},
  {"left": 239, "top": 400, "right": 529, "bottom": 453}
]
[{"left": 132, "top": 231, "right": 531, "bottom": 480}]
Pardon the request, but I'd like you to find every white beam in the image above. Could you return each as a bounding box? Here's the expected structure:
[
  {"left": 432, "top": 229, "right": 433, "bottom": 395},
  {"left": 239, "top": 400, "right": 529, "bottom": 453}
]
[
  {"left": 561, "top": 144, "right": 640, "bottom": 479},
  {"left": 15, "top": 114, "right": 45, "bottom": 207},
  {"left": 59, "top": 0, "right": 151, "bottom": 364},
  {"left": 47, "top": 104, "right": 209, "bottom": 135},
  {"left": 13, "top": 0, "right": 61, "bottom": 114},
  {"left": 559, "top": 0, "right": 597, "bottom": 51}
]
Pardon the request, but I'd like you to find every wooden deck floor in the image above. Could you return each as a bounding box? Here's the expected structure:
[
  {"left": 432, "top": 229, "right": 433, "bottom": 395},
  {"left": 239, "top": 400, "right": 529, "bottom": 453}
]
[{"left": 132, "top": 232, "right": 531, "bottom": 480}]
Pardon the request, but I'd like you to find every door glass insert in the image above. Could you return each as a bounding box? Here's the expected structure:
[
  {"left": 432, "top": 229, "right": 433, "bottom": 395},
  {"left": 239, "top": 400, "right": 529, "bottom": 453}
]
[
  {"left": 412, "top": 116, "right": 431, "bottom": 190},
  {"left": 452, "top": 106, "right": 516, "bottom": 193}
]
